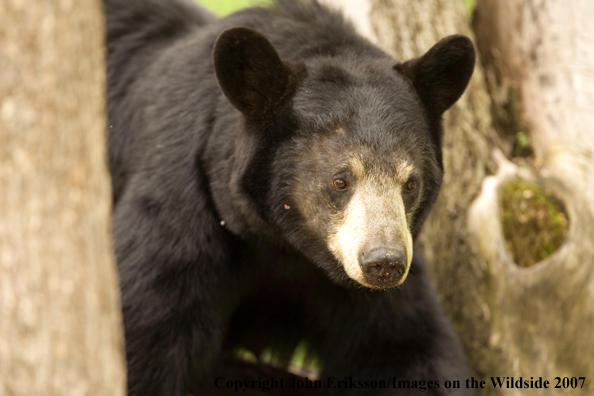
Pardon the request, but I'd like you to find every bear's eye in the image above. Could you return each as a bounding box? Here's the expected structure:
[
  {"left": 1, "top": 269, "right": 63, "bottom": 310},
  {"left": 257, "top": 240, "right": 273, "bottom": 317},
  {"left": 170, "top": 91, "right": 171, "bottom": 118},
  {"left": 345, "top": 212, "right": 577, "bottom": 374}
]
[
  {"left": 404, "top": 178, "right": 417, "bottom": 192},
  {"left": 333, "top": 178, "right": 347, "bottom": 190}
]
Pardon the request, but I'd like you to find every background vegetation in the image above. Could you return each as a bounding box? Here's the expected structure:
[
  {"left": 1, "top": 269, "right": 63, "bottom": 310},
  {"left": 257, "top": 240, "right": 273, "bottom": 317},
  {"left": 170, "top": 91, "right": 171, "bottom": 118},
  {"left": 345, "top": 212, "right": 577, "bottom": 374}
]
[
  {"left": 196, "top": 0, "right": 270, "bottom": 15},
  {"left": 196, "top": 0, "right": 475, "bottom": 17}
]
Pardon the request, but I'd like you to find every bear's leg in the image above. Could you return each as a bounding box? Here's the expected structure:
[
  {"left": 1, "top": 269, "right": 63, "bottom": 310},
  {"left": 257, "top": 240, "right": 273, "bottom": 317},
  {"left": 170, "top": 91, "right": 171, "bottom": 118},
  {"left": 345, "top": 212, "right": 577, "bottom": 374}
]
[
  {"left": 121, "top": 266, "right": 227, "bottom": 396},
  {"left": 113, "top": 193, "right": 234, "bottom": 396}
]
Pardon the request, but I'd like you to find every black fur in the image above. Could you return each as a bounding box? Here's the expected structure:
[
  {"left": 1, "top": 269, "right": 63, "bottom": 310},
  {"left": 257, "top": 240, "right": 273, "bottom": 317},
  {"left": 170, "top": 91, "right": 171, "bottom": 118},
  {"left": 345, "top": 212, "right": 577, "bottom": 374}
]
[
  {"left": 104, "top": 0, "right": 476, "bottom": 395},
  {"left": 213, "top": 27, "right": 294, "bottom": 117}
]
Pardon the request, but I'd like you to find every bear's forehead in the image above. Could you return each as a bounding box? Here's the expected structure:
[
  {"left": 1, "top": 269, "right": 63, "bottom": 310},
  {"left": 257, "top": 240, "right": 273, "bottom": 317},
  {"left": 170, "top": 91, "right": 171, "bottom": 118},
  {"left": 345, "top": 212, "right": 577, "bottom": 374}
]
[
  {"left": 293, "top": 62, "right": 429, "bottom": 145},
  {"left": 289, "top": 57, "right": 435, "bottom": 178},
  {"left": 296, "top": 125, "right": 426, "bottom": 180},
  {"left": 344, "top": 152, "right": 416, "bottom": 185}
]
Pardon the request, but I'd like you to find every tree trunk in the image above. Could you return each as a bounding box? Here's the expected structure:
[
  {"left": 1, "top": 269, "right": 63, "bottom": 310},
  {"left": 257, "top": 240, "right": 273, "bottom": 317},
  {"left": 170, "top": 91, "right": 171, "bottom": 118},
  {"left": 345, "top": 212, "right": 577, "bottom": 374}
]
[
  {"left": 0, "top": 2, "right": 126, "bottom": 396},
  {"left": 470, "top": 0, "right": 594, "bottom": 393},
  {"left": 322, "top": 0, "right": 594, "bottom": 394}
]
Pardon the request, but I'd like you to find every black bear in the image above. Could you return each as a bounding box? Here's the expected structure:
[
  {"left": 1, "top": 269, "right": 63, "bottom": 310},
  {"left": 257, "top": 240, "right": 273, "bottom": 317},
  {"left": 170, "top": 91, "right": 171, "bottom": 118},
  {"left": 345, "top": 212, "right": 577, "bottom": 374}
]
[{"left": 104, "top": 0, "right": 476, "bottom": 395}]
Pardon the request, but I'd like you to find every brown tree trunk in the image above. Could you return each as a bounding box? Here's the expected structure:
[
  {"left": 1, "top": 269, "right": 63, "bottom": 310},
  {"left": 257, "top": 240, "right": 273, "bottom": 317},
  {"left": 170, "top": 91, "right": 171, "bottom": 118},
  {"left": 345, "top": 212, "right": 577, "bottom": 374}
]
[
  {"left": 0, "top": 2, "right": 126, "bottom": 396},
  {"left": 323, "top": 0, "right": 594, "bottom": 394}
]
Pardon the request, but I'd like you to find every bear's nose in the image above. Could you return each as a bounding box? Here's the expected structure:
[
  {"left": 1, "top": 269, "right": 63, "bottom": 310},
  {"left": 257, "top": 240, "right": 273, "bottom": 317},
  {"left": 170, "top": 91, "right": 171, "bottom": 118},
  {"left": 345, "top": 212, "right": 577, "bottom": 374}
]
[{"left": 359, "top": 247, "right": 407, "bottom": 288}]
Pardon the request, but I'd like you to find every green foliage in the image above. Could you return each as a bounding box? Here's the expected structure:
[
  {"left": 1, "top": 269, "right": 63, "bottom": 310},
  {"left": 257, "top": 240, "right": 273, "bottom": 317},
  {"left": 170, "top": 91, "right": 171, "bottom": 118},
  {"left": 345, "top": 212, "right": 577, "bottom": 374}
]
[
  {"left": 288, "top": 341, "right": 321, "bottom": 370},
  {"left": 196, "top": 0, "right": 475, "bottom": 18},
  {"left": 235, "top": 341, "right": 321, "bottom": 372},
  {"left": 463, "top": 0, "right": 476, "bottom": 17},
  {"left": 500, "top": 180, "right": 569, "bottom": 268},
  {"left": 195, "top": 0, "right": 271, "bottom": 16},
  {"left": 515, "top": 131, "right": 530, "bottom": 150}
]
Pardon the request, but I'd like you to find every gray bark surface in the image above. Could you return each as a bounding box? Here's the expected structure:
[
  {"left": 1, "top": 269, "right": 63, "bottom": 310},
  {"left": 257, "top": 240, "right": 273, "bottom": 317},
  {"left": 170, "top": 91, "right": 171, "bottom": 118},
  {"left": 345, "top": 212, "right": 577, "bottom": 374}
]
[
  {"left": 471, "top": 0, "right": 594, "bottom": 393},
  {"left": 0, "top": 1, "right": 126, "bottom": 395}
]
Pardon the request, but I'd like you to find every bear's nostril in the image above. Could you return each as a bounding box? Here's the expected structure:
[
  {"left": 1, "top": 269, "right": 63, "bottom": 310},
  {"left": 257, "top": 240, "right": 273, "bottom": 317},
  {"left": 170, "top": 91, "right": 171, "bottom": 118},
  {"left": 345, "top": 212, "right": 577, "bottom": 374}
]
[{"left": 359, "top": 247, "right": 407, "bottom": 287}]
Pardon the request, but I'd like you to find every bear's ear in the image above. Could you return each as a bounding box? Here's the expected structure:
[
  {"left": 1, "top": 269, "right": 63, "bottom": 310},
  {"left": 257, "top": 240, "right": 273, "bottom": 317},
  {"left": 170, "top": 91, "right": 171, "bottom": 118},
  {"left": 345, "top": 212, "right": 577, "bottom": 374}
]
[
  {"left": 395, "top": 34, "right": 475, "bottom": 117},
  {"left": 213, "top": 27, "right": 291, "bottom": 117}
]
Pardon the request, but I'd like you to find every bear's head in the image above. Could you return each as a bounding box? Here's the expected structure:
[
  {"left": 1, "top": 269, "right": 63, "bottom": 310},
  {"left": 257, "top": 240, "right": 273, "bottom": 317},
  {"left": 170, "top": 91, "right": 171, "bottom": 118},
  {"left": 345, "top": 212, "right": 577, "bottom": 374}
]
[{"left": 213, "top": 26, "right": 474, "bottom": 289}]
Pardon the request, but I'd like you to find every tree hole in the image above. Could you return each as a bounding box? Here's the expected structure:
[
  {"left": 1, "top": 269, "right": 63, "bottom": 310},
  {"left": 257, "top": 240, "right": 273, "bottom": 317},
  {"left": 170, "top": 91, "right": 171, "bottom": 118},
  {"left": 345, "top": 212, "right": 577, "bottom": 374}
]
[{"left": 500, "top": 180, "right": 569, "bottom": 268}]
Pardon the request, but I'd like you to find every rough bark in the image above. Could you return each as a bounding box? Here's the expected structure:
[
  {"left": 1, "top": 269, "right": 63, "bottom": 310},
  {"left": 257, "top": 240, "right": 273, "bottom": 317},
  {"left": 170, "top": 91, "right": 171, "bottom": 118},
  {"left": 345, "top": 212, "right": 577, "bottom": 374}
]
[
  {"left": 470, "top": 0, "right": 594, "bottom": 393},
  {"left": 322, "top": 0, "right": 594, "bottom": 394},
  {"left": 0, "top": 1, "right": 126, "bottom": 396}
]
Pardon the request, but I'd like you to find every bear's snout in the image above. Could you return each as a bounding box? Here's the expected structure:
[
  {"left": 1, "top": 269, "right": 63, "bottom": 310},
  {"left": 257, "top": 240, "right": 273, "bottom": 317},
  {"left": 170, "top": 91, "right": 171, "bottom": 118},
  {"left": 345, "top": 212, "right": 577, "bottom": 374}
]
[{"left": 359, "top": 247, "right": 407, "bottom": 288}]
